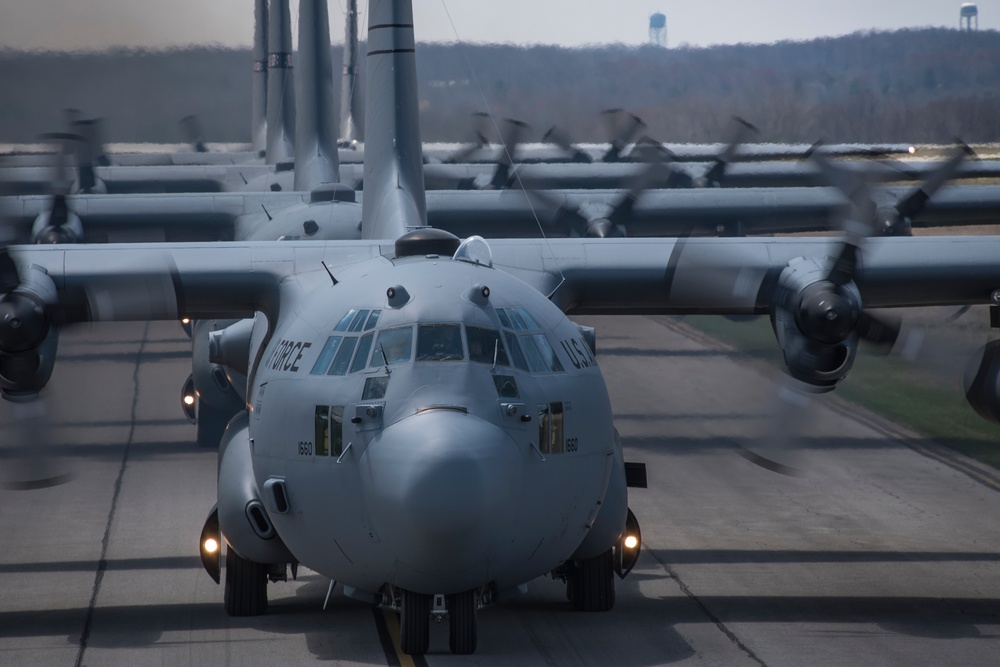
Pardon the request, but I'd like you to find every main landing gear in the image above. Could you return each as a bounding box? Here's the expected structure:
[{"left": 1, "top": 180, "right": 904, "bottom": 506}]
[
  {"left": 396, "top": 587, "right": 479, "bottom": 656},
  {"left": 224, "top": 547, "right": 268, "bottom": 616},
  {"left": 565, "top": 548, "right": 616, "bottom": 612}
]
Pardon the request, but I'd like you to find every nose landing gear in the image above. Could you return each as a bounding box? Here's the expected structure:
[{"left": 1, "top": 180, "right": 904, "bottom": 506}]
[{"left": 389, "top": 585, "right": 482, "bottom": 655}]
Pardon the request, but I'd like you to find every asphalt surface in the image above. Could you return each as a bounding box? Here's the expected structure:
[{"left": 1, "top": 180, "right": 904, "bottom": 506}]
[{"left": 1, "top": 316, "right": 999, "bottom": 666}]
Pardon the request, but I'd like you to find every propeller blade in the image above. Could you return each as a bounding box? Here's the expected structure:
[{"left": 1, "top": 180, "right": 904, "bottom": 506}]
[
  {"left": 738, "top": 378, "right": 820, "bottom": 477},
  {"left": 856, "top": 311, "right": 901, "bottom": 351},
  {"left": 701, "top": 116, "right": 758, "bottom": 186},
  {"left": 180, "top": 114, "right": 208, "bottom": 153},
  {"left": 541, "top": 126, "right": 592, "bottom": 163},
  {"left": 521, "top": 188, "right": 590, "bottom": 237},
  {"left": 490, "top": 118, "right": 530, "bottom": 189},
  {"left": 601, "top": 110, "right": 645, "bottom": 163},
  {"left": 1, "top": 394, "right": 74, "bottom": 490},
  {"left": 895, "top": 142, "right": 976, "bottom": 221},
  {"left": 442, "top": 112, "right": 491, "bottom": 164}
]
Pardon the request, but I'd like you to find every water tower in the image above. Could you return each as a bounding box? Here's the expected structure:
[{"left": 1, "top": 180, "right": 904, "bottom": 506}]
[
  {"left": 649, "top": 13, "right": 667, "bottom": 47},
  {"left": 961, "top": 3, "right": 979, "bottom": 31}
]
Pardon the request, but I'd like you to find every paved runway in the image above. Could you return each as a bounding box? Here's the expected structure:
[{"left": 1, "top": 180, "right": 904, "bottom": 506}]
[{"left": 1, "top": 315, "right": 999, "bottom": 666}]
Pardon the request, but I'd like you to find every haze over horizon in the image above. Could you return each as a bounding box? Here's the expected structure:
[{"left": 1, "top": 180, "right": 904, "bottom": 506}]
[{"left": 0, "top": 1, "right": 994, "bottom": 52}]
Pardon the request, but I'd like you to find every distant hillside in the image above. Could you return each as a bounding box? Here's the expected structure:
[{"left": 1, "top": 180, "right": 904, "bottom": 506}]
[{"left": 2, "top": 28, "right": 999, "bottom": 145}]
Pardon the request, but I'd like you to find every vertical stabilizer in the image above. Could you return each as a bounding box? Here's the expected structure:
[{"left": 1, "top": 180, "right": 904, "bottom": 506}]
[
  {"left": 361, "top": 0, "right": 426, "bottom": 240},
  {"left": 293, "top": 0, "right": 341, "bottom": 191},
  {"left": 265, "top": 0, "right": 295, "bottom": 165},
  {"left": 339, "top": 0, "right": 364, "bottom": 144},
  {"left": 251, "top": 0, "right": 268, "bottom": 154}
]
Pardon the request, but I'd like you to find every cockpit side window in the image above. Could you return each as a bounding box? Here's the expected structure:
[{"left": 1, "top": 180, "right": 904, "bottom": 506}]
[
  {"left": 514, "top": 307, "right": 540, "bottom": 330},
  {"left": 310, "top": 336, "right": 343, "bottom": 375},
  {"left": 505, "top": 331, "right": 528, "bottom": 371},
  {"left": 520, "top": 335, "right": 548, "bottom": 373},
  {"left": 348, "top": 309, "right": 371, "bottom": 332},
  {"left": 517, "top": 334, "right": 564, "bottom": 373},
  {"left": 351, "top": 333, "right": 374, "bottom": 374},
  {"left": 467, "top": 326, "right": 509, "bottom": 366},
  {"left": 531, "top": 334, "right": 564, "bottom": 372},
  {"left": 371, "top": 326, "right": 413, "bottom": 367},
  {"left": 416, "top": 324, "right": 464, "bottom": 362},
  {"left": 498, "top": 307, "right": 540, "bottom": 332},
  {"left": 327, "top": 336, "right": 358, "bottom": 375},
  {"left": 334, "top": 310, "right": 358, "bottom": 332}
]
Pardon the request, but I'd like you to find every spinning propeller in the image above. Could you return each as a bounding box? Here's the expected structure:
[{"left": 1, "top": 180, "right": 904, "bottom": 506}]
[{"left": 0, "top": 240, "right": 180, "bottom": 489}]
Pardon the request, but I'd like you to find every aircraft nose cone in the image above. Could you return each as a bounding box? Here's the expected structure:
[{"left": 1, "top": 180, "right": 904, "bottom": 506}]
[{"left": 364, "top": 409, "right": 521, "bottom": 591}]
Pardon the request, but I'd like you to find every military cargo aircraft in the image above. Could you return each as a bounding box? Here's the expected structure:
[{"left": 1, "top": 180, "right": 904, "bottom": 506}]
[{"left": 6, "top": 0, "right": 1000, "bottom": 657}]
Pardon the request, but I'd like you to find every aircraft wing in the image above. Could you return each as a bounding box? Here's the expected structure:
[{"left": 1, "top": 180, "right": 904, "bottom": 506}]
[
  {"left": 6, "top": 235, "right": 1000, "bottom": 324},
  {"left": 0, "top": 193, "right": 311, "bottom": 243},
  {"left": 6, "top": 241, "right": 389, "bottom": 322},
  {"left": 426, "top": 185, "right": 1000, "bottom": 238},
  {"left": 3, "top": 184, "right": 997, "bottom": 246},
  {"left": 487, "top": 236, "right": 1000, "bottom": 315}
]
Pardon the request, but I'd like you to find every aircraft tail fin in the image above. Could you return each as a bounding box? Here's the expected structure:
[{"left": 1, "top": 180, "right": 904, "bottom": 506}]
[
  {"left": 251, "top": 0, "right": 268, "bottom": 155},
  {"left": 265, "top": 0, "right": 295, "bottom": 165},
  {"left": 360, "top": 0, "right": 427, "bottom": 240},
  {"left": 293, "top": 0, "right": 341, "bottom": 191},
  {"left": 339, "top": 0, "right": 364, "bottom": 145}
]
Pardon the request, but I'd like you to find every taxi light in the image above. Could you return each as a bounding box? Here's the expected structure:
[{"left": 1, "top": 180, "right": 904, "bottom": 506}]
[
  {"left": 614, "top": 508, "right": 642, "bottom": 579},
  {"left": 181, "top": 374, "right": 197, "bottom": 423},
  {"left": 200, "top": 506, "right": 221, "bottom": 584},
  {"left": 908, "top": 146, "right": 917, "bottom": 155},
  {"left": 181, "top": 318, "right": 191, "bottom": 325}
]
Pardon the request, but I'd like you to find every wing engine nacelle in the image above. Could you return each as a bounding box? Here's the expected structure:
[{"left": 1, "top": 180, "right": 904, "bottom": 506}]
[
  {"left": 208, "top": 318, "right": 253, "bottom": 377},
  {"left": 875, "top": 206, "right": 913, "bottom": 237},
  {"left": 964, "top": 340, "right": 1000, "bottom": 425},
  {"left": 193, "top": 319, "right": 247, "bottom": 409},
  {"left": 31, "top": 201, "right": 84, "bottom": 244},
  {"left": 771, "top": 258, "right": 861, "bottom": 391},
  {"left": 217, "top": 411, "right": 294, "bottom": 565},
  {"left": 0, "top": 265, "right": 59, "bottom": 399}
]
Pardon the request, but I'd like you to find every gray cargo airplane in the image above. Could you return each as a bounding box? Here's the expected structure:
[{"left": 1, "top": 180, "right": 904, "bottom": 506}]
[
  {"left": 6, "top": 0, "right": 1000, "bottom": 657},
  {"left": 0, "top": 0, "right": 965, "bottom": 196}
]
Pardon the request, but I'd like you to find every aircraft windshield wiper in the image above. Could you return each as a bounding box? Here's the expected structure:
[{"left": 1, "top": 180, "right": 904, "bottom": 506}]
[{"left": 378, "top": 342, "right": 391, "bottom": 375}]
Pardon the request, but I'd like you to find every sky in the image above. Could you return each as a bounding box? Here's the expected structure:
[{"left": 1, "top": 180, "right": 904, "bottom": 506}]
[{"left": 0, "top": 1, "right": 993, "bottom": 52}]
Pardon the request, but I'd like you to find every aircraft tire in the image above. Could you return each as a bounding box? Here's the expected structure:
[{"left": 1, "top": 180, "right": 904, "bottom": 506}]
[
  {"left": 447, "top": 589, "right": 477, "bottom": 654},
  {"left": 224, "top": 546, "right": 268, "bottom": 616},
  {"left": 400, "top": 589, "right": 431, "bottom": 655},
  {"left": 197, "top": 399, "right": 234, "bottom": 448},
  {"left": 569, "top": 548, "right": 615, "bottom": 612}
]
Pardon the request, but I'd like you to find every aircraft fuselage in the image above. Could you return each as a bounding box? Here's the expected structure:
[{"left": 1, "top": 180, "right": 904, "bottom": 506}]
[{"left": 236, "top": 244, "right": 627, "bottom": 597}]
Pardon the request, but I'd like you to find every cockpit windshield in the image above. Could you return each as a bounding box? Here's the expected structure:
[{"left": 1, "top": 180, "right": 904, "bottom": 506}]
[
  {"left": 371, "top": 326, "right": 414, "bottom": 367},
  {"left": 416, "top": 324, "right": 464, "bottom": 361},
  {"left": 467, "top": 326, "right": 509, "bottom": 366},
  {"left": 312, "top": 305, "right": 566, "bottom": 377}
]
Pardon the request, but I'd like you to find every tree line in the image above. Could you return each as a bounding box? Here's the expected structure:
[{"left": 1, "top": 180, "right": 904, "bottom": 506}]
[{"left": 1, "top": 27, "right": 998, "bottom": 146}]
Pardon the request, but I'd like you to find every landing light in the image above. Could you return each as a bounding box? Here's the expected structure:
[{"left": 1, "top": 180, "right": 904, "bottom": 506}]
[
  {"left": 181, "top": 374, "right": 197, "bottom": 423},
  {"left": 199, "top": 506, "right": 221, "bottom": 584},
  {"left": 908, "top": 146, "right": 917, "bottom": 155},
  {"left": 614, "top": 508, "right": 642, "bottom": 579}
]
